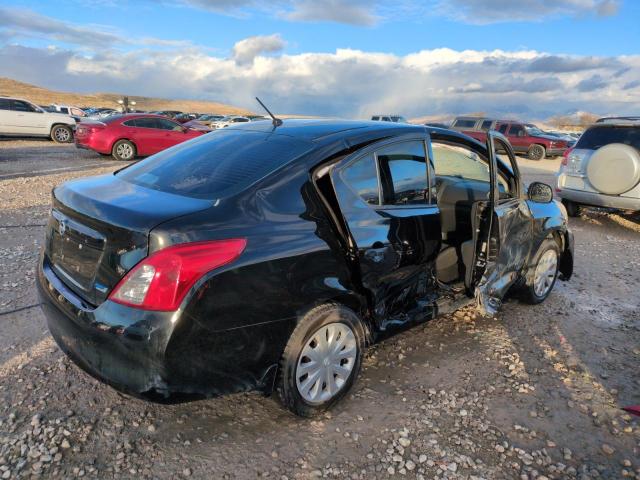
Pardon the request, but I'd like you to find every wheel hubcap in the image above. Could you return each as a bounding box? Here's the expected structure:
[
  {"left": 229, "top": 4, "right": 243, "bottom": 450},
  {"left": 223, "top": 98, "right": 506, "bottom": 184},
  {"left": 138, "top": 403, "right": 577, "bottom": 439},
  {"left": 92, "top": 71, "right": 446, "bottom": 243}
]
[
  {"left": 117, "top": 143, "right": 133, "bottom": 159},
  {"left": 55, "top": 128, "right": 70, "bottom": 142},
  {"left": 533, "top": 249, "right": 557, "bottom": 297},
  {"left": 296, "top": 322, "right": 357, "bottom": 404}
]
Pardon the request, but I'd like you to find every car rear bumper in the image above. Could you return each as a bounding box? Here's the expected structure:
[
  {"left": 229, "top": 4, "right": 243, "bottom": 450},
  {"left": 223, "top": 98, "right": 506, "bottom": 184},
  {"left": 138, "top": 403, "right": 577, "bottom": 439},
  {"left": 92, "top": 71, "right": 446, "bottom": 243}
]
[
  {"left": 37, "top": 255, "right": 282, "bottom": 402},
  {"left": 74, "top": 136, "right": 111, "bottom": 154},
  {"left": 557, "top": 187, "right": 640, "bottom": 211},
  {"left": 38, "top": 256, "right": 180, "bottom": 399},
  {"left": 546, "top": 148, "right": 566, "bottom": 157}
]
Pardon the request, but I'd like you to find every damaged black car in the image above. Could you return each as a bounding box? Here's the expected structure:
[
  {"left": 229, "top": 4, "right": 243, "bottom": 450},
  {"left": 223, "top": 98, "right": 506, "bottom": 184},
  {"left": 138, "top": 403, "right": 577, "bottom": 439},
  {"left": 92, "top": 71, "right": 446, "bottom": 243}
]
[{"left": 37, "top": 120, "right": 573, "bottom": 417}]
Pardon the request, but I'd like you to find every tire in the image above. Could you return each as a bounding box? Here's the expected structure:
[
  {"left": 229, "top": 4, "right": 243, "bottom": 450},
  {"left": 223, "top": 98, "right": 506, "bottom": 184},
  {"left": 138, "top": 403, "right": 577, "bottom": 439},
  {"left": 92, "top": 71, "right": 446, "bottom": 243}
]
[
  {"left": 586, "top": 143, "right": 640, "bottom": 195},
  {"left": 112, "top": 140, "right": 136, "bottom": 161},
  {"left": 50, "top": 125, "right": 73, "bottom": 144},
  {"left": 527, "top": 144, "right": 546, "bottom": 161},
  {"left": 278, "top": 303, "right": 365, "bottom": 417},
  {"left": 522, "top": 238, "right": 560, "bottom": 304},
  {"left": 562, "top": 199, "right": 581, "bottom": 217}
]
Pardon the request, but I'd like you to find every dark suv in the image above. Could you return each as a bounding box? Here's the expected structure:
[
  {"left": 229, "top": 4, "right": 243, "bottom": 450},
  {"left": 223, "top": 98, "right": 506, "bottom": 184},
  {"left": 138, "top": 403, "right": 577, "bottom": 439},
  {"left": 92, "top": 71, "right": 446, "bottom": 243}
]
[
  {"left": 38, "top": 120, "right": 573, "bottom": 416},
  {"left": 451, "top": 117, "right": 571, "bottom": 160}
]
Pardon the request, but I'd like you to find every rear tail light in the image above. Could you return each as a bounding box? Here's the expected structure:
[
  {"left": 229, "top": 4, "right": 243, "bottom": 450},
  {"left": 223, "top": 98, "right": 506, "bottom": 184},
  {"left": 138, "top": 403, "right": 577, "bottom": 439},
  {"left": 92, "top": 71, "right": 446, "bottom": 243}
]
[
  {"left": 109, "top": 239, "right": 246, "bottom": 311},
  {"left": 561, "top": 147, "right": 573, "bottom": 166}
]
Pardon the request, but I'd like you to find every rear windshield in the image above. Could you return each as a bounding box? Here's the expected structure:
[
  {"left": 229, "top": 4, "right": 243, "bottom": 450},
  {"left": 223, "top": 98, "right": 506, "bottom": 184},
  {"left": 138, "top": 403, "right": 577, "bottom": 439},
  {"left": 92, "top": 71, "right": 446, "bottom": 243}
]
[
  {"left": 117, "top": 129, "right": 312, "bottom": 199},
  {"left": 576, "top": 126, "right": 640, "bottom": 150}
]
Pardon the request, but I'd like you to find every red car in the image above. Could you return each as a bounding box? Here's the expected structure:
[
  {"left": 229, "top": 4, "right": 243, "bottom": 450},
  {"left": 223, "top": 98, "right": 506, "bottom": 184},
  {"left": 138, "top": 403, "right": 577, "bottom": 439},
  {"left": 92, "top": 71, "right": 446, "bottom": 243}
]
[{"left": 75, "top": 113, "right": 206, "bottom": 161}]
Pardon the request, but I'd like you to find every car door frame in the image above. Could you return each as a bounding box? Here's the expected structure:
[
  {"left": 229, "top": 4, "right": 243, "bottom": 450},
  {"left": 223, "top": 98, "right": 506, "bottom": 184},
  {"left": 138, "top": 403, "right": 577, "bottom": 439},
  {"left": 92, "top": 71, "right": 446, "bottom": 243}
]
[
  {"left": 467, "top": 130, "right": 533, "bottom": 314},
  {"left": 327, "top": 133, "right": 443, "bottom": 333}
]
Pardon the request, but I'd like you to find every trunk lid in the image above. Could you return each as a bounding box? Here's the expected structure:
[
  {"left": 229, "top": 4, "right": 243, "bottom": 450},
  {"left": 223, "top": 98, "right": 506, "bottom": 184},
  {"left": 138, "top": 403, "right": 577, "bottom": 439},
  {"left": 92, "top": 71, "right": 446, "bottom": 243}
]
[{"left": 45, "top": 173, "right": 212, "bottom": 306}]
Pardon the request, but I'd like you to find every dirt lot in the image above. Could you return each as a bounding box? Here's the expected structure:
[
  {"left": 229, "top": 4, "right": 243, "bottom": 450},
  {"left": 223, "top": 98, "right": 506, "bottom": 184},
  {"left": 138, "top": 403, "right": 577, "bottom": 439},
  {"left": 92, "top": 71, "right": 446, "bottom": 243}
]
[{"left": 0, "top": 140, "right": 638, "bottom": 480}]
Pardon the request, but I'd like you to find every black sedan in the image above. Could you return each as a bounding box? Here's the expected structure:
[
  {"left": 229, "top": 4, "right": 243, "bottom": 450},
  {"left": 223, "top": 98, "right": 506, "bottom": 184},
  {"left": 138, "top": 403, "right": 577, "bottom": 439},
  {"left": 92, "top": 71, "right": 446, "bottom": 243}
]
[{"left": 37, "top": 120, "right": 573, "bottom": 416}]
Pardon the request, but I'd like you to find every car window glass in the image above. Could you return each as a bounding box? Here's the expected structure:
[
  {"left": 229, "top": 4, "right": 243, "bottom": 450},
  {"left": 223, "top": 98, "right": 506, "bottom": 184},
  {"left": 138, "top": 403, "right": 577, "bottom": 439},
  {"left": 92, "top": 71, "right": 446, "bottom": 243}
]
[
  {"left": 498, "top": 124, "right": 508, "bottom": 134},
  {"left": 118, "top": 130, "right": 313, "bottom": 199},
  {"left": 509, "top": 125, "right": 524, "bottom": 136},
  {"left": 576, "top": 126, "right": 640, "bottom": 150},
  {"left": 156, "top": 118, "right": 182, "bottom": 130},
  {"left": 432, "top": 142, "right": 510, "bottom": 194},
  {"left": 481, "top": 120, "right": 493, "bottom": 131},
  {"left": 11, "top": 101, "right": 33, "bottom": 112},
  {"left": 340, "top": 153, "right": 380, "bottom": 205},
  {"left": 60, "top": 107, "right": 69, "bottom": 114},
  {"left": 123, "top": 119, "right": 137, "bottom": 127},
  {"left": 133, "top": 118, "right": 157, "bottom": 129},
  {"left": 0, "top": 99, "right": 10, "bottom": 110},
  {"left": 454, "top": 119, "right": 477, "bottom": 128},
  {"left": 377, "top": 141, "right": 428, "bottom": 206}
]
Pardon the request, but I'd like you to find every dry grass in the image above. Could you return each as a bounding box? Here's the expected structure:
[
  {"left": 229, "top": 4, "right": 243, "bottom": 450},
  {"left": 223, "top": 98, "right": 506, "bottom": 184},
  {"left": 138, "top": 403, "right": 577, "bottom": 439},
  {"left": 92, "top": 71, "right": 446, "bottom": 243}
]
[{"left": 0, "top": 77, "right": 252, "bottom": 115}]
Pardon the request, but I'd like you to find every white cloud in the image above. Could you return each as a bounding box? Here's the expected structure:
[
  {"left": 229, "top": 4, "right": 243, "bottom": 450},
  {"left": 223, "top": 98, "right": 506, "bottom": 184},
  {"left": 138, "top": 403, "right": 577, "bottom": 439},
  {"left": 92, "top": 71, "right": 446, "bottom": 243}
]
[
  {"left": 284, "top": 0, "right": 379, "bottom": 26},
  {"left": 435, "top": 0, "right": 620, "bottom": 24},
  {"left": 0, "top": 6, "right": 122, "bottom": 47},
  {"left": 1, "top": 43, "right": 638, "bottom": 120},
  {"left": 232, "top": 34, "right": 286, "bottom": 64}
]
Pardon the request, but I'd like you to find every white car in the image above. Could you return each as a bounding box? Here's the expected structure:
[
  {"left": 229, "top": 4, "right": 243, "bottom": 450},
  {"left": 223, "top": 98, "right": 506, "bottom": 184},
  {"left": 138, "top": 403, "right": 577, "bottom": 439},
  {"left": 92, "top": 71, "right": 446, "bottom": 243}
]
[
  {"left": 211, "top": 116, "right": 250, "bottom": 129},
  {"left": 49, "top": 104, "right": 86, "bottom": 118},
  {"left": 0, "top": 96, "right": 76, "bottom": 143}
]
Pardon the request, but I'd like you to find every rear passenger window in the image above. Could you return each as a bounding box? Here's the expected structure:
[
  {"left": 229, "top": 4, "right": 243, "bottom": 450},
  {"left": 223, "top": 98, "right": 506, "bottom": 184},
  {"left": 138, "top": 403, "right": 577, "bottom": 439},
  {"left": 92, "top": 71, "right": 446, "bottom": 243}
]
[
  {"left": 341, "top": 153, "right": 380, "bottom": 205},
  {"left": 377, "top": 141, "right": 429, "bottom": 206},
  {"left": 498, "top": 124, "right": 508, "bottom": 134}
]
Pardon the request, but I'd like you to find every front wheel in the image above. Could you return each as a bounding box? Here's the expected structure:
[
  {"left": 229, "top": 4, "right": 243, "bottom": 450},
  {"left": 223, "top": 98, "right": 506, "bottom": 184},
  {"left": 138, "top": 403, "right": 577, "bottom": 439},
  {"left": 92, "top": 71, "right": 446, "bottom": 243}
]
[
  {"left": 278, "top": 303, "right": 365, "bottom": 417},
  {"left": 112, "top": 140, "right": 136, "bottom": 161},
  {"left": 522, "top": 239, "right": 560, "bottom": 304},
  {"left": 51, "top": 125, "right": 73, "bottom": 143},
  {"left": 527, "top": 144, "right": 546, "bottom": 161}
]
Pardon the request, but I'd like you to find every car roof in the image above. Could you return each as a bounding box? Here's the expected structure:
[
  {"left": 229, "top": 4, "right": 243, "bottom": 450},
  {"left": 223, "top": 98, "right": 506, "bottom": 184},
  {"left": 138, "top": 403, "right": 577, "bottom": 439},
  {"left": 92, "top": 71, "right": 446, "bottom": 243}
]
[
  {"left": 229, "top": 118, "right": 425, "bottom": 143},
  {"left": 103, "top": 113, "right": 173, "bottom": 123},
  {"left": 594, "top": 116, "right": 640, "bottom": 125}
]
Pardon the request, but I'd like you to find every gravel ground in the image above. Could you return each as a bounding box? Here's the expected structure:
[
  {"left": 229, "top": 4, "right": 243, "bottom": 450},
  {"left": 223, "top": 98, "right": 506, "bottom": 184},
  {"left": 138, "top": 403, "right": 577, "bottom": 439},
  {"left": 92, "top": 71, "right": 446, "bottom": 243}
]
[{"left": 0, "top": 140, "right": 638, "bottom": 479}]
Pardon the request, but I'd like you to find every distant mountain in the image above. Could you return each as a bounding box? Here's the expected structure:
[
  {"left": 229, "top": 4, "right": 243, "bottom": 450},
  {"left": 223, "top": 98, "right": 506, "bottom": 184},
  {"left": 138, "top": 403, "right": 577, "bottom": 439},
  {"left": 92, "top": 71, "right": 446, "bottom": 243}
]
[{"left": 0, "top": 77, "right": 252, "bottom": 115}]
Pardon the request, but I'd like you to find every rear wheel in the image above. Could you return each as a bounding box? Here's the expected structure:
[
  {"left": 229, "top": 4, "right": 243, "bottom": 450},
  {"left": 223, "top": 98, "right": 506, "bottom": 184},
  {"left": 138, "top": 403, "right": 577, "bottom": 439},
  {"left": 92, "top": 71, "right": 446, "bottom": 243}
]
[
  {"left": 562, "top": 199, "right": 581, "bottom": 217},
  {"left": 51, "top": 125, "right": 73, "bottom": 143},
  {"left": 522, "top": 239, "right": 560, "bottom": 304},
  {"left": 112, "top": 140, "right": 136, "bottom": 161},
  {"left": 527, "top": 144, "right": 546, "bottom": 161},
  {"left": 278, "top": 303, "right": 365, "bottom": 417}
]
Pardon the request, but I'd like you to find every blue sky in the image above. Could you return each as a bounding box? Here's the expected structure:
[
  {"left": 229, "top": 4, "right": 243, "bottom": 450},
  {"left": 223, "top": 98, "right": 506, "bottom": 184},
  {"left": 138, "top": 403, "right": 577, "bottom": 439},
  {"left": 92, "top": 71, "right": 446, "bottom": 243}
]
[{"left": 0, "top": 0, "right": 638, "bottom": 119}]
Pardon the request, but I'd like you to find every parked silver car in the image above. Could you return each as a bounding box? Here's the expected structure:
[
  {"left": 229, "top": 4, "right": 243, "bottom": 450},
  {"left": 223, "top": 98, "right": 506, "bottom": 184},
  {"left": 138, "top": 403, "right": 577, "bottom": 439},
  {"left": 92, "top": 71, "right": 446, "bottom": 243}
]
[{"left": 556, "top": 118, "right": 640, "bottom": 215}]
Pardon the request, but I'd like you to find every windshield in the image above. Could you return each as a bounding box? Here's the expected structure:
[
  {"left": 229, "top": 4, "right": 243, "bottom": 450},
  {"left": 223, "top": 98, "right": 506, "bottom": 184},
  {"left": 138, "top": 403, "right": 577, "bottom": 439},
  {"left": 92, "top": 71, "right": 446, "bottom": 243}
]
[
  {"left": 117, "top": 129, "right": 313, "bottom": 199},
  {"left": 575, "top": 126, "right": 640, "bottom": 151}
]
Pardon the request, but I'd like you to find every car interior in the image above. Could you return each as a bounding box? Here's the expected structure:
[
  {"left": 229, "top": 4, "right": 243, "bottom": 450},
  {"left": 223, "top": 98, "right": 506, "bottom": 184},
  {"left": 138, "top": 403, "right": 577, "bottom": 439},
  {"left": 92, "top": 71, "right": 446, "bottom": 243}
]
[{"left": 431, "top": 140, "right": 511, "bottom": 289}]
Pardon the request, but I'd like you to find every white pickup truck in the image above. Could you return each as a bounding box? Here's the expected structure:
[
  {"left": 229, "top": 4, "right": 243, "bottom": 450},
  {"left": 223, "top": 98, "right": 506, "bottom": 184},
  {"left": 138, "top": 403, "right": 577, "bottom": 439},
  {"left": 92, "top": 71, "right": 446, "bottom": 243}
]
[{"left": 0, "top": 96, "right": 76, "bottom": 143}]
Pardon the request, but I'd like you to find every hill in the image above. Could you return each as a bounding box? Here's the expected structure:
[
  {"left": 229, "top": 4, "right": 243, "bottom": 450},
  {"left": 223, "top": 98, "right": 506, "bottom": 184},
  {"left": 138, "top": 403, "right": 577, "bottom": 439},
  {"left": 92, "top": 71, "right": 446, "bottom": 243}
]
[{"left": 0, "top": 77, "right": 252, "bottom": 115}]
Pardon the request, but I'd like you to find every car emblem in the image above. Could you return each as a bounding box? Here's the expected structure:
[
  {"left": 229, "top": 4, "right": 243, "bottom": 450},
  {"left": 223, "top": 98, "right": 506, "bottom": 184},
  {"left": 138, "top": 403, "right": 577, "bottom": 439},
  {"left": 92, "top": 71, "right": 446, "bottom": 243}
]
[{"left": 58, "top": 219, "right": 67, "bottom": 236}]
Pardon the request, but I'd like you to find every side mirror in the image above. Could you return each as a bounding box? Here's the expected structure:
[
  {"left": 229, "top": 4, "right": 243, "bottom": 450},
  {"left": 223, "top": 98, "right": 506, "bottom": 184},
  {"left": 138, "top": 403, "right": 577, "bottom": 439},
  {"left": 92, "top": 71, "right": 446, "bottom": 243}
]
[{"left": 527, "top": 182, "right": 553, "bottom": 203}]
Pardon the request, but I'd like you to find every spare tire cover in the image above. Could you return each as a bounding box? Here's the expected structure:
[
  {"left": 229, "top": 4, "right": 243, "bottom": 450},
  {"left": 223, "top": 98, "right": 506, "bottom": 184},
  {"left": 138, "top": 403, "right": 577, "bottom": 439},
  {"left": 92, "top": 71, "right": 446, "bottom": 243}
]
[{"left": 586, "top": 143, "right": 640, "bottom": 195}]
